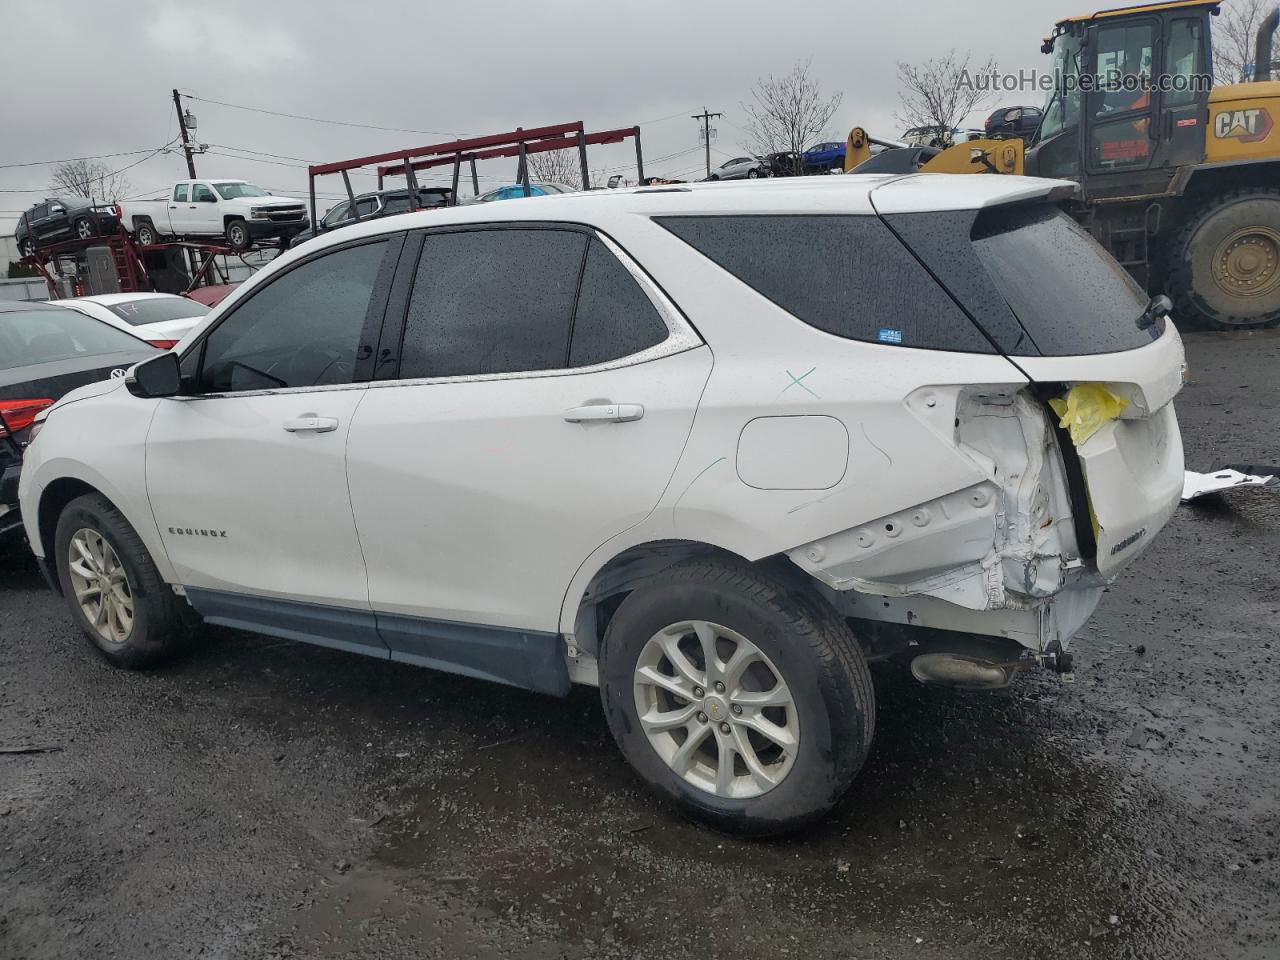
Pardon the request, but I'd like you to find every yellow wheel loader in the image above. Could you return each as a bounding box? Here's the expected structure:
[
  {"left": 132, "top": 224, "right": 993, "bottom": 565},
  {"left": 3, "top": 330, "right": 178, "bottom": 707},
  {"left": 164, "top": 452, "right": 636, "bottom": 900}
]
[{"left": 849, "top": 0, "right": 1280, "bottom": 329}]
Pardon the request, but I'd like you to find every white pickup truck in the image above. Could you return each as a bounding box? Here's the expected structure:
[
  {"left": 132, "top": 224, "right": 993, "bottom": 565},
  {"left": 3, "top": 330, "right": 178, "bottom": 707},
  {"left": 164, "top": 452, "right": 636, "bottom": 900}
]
[{"left": 117, "top": 179, "right": 309, "bottom": 250}]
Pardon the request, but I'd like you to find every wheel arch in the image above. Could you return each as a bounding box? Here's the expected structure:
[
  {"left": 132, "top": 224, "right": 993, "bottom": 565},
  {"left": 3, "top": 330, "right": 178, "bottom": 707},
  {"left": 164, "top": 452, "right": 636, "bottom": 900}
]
[{"left": 564, "top": 538, "right": 770, "bottom": 656}]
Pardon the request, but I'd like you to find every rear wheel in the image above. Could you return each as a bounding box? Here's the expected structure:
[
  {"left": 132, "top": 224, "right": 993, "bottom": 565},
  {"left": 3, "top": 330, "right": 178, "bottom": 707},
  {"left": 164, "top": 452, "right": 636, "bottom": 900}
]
[
  {"left": 19, "top": 237, "right": 35, "bottom": 258},
  {"left": 1166, "top": 186, "right": 1280, "bottom": 330},
  {"left": 747, "top": 168, "right": 760, "bottom": 179},
  {"left": 54, "top": 494, "right": 191, "bottom": 669},
  {"left": 599, "top": 558, "right": 874, "bottom": 836},
  {"left": 134, "top": 219, "right": 158, "bottom": 246},
  {"left": 225, "top": 218, "right": 250, "bottom": 250},
  {"left": 74, "top": 216, "right": 96, "bottom": 240}
]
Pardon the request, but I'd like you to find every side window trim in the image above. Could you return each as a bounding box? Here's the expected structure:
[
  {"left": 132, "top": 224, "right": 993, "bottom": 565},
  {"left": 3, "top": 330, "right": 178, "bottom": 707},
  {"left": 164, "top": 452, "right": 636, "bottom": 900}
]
[
  {"left": 373, "top": 221, "right": 702, "bottom": 389},
  {"left": 177, "top": 232, "right": 405, "bottom": 399}
]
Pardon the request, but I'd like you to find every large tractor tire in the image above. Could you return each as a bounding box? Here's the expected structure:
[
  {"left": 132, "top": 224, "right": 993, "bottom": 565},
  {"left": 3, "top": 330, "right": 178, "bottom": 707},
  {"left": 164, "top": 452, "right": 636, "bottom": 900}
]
[{"left": 1165, "top": 185, "right": 1280, "bottom": 330}]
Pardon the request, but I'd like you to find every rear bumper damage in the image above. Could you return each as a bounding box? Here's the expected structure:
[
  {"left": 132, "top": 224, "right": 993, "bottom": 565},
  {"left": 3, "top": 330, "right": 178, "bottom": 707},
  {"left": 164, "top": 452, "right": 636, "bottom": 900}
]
[{"left": 789, "top": 380, "right": 1183, "bottom": 682}]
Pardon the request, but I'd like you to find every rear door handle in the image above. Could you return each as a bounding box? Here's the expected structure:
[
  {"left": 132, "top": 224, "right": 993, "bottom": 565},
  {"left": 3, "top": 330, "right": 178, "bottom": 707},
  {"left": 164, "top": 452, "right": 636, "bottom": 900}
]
[
  {"left": 283, "top": 416, "right": 339, "bottom": 433},
  {"left": 563, "top": 403, "right": 644, "bottom": 423}
]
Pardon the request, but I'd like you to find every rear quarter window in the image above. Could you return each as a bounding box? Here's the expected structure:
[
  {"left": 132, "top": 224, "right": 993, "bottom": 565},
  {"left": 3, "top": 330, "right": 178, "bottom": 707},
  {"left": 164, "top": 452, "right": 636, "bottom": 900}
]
[{"left": 655, "top": 215, "right": 993, "bottom": 353}]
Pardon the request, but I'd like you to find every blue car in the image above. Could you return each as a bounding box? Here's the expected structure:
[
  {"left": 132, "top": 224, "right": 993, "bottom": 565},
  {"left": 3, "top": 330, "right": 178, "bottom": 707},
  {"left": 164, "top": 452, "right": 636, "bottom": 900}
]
[
  {"left": 472, "top": 182, "right": 578, "bottom": 203},
  {"left": 802, "top": 141, "right": 846, "bottom": 173}
]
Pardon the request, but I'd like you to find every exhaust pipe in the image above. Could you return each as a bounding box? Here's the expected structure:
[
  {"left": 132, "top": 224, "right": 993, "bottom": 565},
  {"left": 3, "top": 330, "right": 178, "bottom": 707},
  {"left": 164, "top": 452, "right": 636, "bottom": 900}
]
[
  {"left": 1255, "top": 7, "right": 1279, "bottom": 82},
  {"left": 910, "top": 653, "right": 1024, "bottom": 690}
]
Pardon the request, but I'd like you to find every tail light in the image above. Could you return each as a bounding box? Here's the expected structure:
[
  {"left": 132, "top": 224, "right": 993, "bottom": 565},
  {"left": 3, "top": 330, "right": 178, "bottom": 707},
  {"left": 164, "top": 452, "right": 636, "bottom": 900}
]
[
  {"left": 114, "top": 203, "right": 122, "bottom": 219},
  {"left": 0, "top": 399, "right": 54, "bottom": 438},
  {"left": 148, "top": 339, "right": 179, "bottom": 349}
]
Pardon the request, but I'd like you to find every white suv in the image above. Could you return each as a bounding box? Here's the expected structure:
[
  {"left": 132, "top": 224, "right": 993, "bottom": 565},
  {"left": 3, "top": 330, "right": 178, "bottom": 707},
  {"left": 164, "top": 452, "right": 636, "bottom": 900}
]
[{"left": 18, "top": 176, "right": 1186, "bottom": 835}]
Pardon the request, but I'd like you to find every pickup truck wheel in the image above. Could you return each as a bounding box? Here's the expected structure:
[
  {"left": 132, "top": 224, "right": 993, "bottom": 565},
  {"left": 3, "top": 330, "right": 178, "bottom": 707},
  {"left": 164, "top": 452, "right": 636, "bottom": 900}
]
[
  {"left": 74, "top": 216, "right": 96, "bottom": 240},
  {"left": 225, "top": 218, "right": 250, "bottom": 250},
  {"left": 134, "top": 219, "right": 158, "bottom": 246},
  {"left": 599, "top": 557, "right": 875, "bottom": 837},
  {"left": 54, "top": 494, "right": 192, "bottom": 669}
]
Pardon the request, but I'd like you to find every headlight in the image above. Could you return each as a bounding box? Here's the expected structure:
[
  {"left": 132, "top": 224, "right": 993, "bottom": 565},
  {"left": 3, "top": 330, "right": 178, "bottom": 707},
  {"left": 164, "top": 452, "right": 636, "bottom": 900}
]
[{"left": 250, "top": 207, "right": 268, "bottom": 220}]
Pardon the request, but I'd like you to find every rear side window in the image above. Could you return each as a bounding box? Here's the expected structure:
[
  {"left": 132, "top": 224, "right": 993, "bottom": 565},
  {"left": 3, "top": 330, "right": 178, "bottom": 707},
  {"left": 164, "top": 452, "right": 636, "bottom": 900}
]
[
  {"left": 889, "top": 204, "right": 1154, "bottom": 356},
  {"left": 569, "top": 239, "right": 668, "bottom": 367},
  {"left": 402, "top": 229, "right": 586, "bottom": 378},
  {"left": 656, "top": 215, "right": 993, "bottom": 353},
  {"left": 400, "top": 228, "right": 669, "bottom": 378}
]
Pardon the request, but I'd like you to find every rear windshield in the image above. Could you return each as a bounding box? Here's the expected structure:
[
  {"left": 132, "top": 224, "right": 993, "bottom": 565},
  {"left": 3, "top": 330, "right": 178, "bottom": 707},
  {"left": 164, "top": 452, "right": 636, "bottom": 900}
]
[
  {"left": 0, "top": 308, "right": 152, "bottom": 371},
  {"left": 655, "top": 215, "right": 993, "bottom": 353},
  {"left": 104, "top": 297, "right": 209, "bottom": 327},
  {"left": 887, "top": 203, "right": 1156, "bottom": 356}
]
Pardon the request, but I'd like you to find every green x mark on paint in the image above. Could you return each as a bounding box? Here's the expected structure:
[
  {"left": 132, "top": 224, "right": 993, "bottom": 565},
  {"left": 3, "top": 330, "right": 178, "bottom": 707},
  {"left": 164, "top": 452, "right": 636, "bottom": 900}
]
[{"left": 783, "top": 367, "right": 818, "bottom": 398}]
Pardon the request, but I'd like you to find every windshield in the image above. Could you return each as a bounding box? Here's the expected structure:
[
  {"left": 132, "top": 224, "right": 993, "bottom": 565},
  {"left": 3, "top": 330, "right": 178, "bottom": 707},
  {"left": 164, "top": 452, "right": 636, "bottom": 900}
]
[
  {"left": 1037, "top": 34, "right": 1082, "bottom": 142},
  {"left": 214, "top": 182, "right": 269, "bottom": 199},
  {"left": 0, "top": 308, "right": 153, "bottom": 371},
  {"left": 105, "top": 297, "right": 209, "bottom": 327}
]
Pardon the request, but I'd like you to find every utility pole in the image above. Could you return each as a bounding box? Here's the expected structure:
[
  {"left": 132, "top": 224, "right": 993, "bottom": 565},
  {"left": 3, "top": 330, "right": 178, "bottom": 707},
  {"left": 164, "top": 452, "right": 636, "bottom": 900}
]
[
  {"left": 691, "top": 106, "right": 721, "bottom": 179},
  {"left": 172, "top": 89, "right": 197, "bottom": 179}
]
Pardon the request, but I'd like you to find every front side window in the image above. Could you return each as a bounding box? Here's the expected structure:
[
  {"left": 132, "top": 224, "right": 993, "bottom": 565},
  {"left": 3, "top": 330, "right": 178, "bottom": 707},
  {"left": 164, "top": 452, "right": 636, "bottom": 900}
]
[
  {"left": 173, "top": 185, "right": 189, "bottom": 203},
  {"left": 399, "top": 228, "right": 670, "bottom": 378},
  {"left": 197, "top": 240, "right": 388, "bottom": 392},
  {"left": 657, "top": 215, "right": 993, "bottom": 353},
  {"left": 323, "top": 200, "right": 351, "bottom": 226},
  {"left": 1165, "top": 19, "right": 1204, "bottom": 108},
  {"left": 192, "top": 184, "right": 216, "bottom": 203}
]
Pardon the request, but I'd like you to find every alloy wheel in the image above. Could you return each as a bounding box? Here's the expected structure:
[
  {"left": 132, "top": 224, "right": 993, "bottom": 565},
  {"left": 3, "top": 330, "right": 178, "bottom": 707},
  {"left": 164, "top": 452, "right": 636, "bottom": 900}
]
[
  {"left": 633, "top": 620, "right": 799, "bottom": 799},
  {"left": 76, "top": 219, "right": 93, "bottom": 239},
  {"left": 66, "top": 528, "right": 134, "bottom": 646}
]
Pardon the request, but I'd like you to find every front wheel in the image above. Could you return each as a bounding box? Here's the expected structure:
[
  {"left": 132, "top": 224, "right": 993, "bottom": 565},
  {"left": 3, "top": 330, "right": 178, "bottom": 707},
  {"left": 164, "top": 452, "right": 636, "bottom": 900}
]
[
  {"left": 225, "top": 218, "right": 250, "bottom": 250},
  {"left": 54, "top": 494, "right": 192, "bottom": 669},
  {"left": 599, "top": 558, "right": 875, "bottom": 836},
  {"left": 19, "top": 238, "right": 35, "bottom": 258},
  {"left": 74, "top": 216, "right": 96, "bottom": 240},
  {"left": 1165, "top": 185, "right": 1280, "bottom": 330}
]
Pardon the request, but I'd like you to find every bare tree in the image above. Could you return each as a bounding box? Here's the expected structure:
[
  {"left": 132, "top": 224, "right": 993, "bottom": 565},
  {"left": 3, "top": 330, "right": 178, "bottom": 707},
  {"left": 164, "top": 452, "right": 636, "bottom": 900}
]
[
  {"left": 895, "top": 51, "right": 999, "bottom": 146},
  {"left": 743, "top": 58, "right": 843, "bottom": 175},
  {"left": 1214, "top": 0, "right": 1271, "bottom": 83},
  {"left": 527, "top": 149, "right": 586, "bottom": 189},
  {"left": 48, "top": 158, "right": 132, "bottom": 201}
]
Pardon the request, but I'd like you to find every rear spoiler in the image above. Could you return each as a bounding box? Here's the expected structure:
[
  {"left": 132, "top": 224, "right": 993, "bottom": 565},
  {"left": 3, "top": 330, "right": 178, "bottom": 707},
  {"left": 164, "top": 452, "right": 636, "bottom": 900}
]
[{"left": 868, "top": 175, "right": 1078, "bottom": 215}]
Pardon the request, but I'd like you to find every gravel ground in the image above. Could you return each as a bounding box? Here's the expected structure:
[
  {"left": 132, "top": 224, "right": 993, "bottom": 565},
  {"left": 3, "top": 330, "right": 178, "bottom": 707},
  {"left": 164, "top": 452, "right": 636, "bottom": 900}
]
[{"left": 1, "top": 330, "right": 1277, "bottom": 960}]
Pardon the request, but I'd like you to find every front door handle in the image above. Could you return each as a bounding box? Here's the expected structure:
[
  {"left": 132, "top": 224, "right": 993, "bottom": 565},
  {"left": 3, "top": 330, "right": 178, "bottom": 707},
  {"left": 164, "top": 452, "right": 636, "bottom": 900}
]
[
  {"left": 283, "top": 416, "right": 339, "bottom": 433},
  {"left": 563, "top": 403, "right": 644, "bottom": 423}
]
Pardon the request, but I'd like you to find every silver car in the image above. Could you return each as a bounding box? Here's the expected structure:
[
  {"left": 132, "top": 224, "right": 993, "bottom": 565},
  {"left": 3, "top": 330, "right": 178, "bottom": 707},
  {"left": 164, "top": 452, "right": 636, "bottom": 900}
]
[{"left": 705, "top": 156, "right": 765, "bottom": 180}]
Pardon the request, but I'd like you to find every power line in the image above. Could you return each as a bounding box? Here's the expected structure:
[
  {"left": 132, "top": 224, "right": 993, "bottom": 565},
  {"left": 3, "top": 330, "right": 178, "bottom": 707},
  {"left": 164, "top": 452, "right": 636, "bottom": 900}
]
[
  {"left": 0, "top": 147, "right": 165, "bottom": 171},
  {"left": 184, "top": 94, "right": 462, "bottom": 138}
]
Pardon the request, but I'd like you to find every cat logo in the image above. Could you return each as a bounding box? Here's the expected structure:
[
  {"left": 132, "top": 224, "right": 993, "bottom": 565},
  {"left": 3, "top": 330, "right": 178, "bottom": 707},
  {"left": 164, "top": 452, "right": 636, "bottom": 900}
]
[{"left": 1213, "top": 107, "right": 1273, "bottom": 143}]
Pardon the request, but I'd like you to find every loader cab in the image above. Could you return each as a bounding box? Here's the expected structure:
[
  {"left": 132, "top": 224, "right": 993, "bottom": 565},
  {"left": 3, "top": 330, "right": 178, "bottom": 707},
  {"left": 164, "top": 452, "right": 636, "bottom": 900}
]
[{"left": 1028, "top": 0, "right": 1216, "bottom": 199}]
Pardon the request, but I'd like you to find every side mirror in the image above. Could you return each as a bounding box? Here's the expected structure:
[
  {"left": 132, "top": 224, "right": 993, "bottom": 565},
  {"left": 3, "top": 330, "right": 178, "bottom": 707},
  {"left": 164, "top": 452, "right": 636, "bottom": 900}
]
[
  {"left": 50, "top": 205, "right": 65, "bottom": 214},
  {"left": 126, "top": 352, "right": 181, "bottom": 398}
]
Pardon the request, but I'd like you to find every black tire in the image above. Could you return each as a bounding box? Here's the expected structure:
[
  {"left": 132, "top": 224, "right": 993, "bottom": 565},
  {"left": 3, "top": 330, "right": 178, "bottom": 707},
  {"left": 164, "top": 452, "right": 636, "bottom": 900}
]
[
  {"left": 707, "top": 174, "right": 720, "bottom": 181},
  {"left": 74, "top": 216, "right": 96, "bottom": 240},
  {"left": 134, "top": 219, "right": 158, "bottom": 246},
  {"left": 53, "top": 493, "right": 192, "bottom": 669},
  {"left": 1165, "top": 185, "right": 1280, "bottom": 330},
  {"left": 19, "top": 238, "right": 35, "bottom": 258},
  {"left": 599, "top": 557, "right": 875, "bottom": 837},
  {"left": 747, "top": 168, "right": 760, "bottom": 179},
  {"left": 225, "top": 218, "right": 250, "bottom": 250}
]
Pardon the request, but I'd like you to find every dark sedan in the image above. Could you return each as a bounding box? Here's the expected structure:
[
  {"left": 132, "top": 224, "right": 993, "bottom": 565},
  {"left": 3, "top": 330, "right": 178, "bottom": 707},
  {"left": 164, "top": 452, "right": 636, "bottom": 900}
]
[
  {"left": 15, "top": 196, "right": 122, "bottom": 257},
  {"left": 1, "top": 301, "right": 158, "bottom": 540}
]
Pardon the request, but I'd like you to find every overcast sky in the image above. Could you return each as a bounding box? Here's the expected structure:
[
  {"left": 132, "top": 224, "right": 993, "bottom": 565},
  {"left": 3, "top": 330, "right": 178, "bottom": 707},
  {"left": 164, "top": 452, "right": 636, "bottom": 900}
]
[{"left": 1, "top": 0, "right": 1073, "bottom": 226}]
